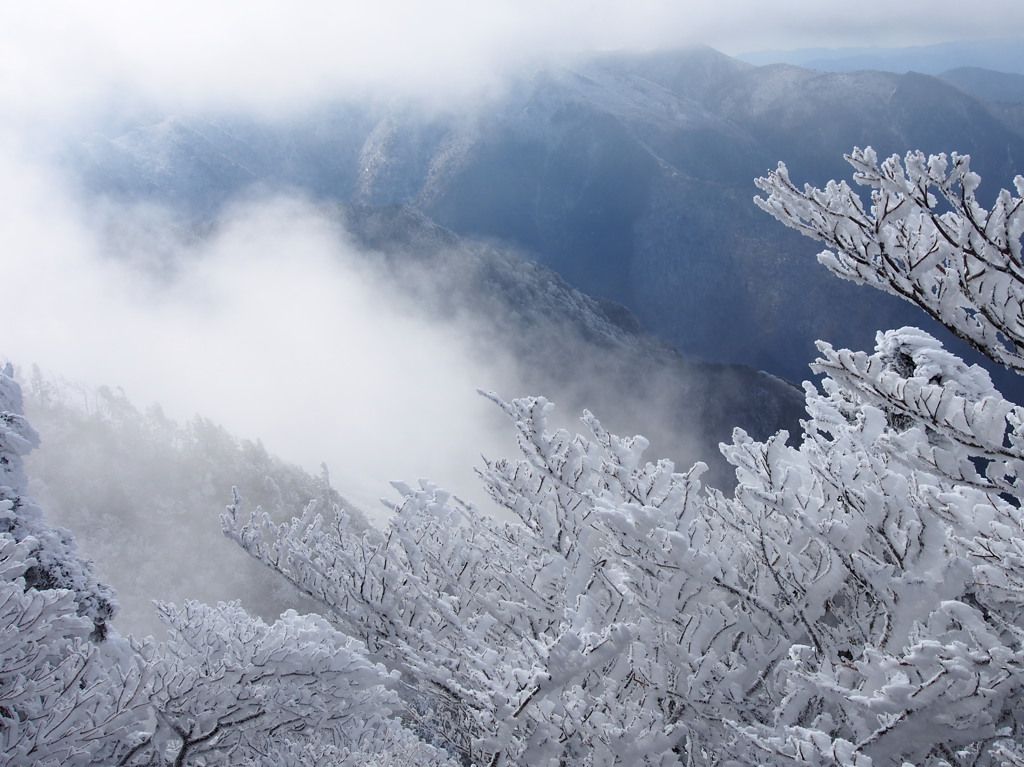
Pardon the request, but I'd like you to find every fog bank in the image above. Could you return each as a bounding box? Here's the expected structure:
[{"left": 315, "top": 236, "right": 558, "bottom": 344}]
[{"left": 1, "top": 149, "right": 528, "bottom": 513}]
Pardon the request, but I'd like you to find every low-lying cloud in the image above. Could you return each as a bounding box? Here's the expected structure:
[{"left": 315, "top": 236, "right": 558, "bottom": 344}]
[
  {"left": 5, "top": 1, "right": 1022, "bottom": 120},
  {"left": 5, "top": 0, "right": 1017, "bottom": 634},
  {"left": 2, "top": 141, "right": 717, "bottom": 635},
  {"left": 1, "top": 147, "right": 524, "bottom": 514}
]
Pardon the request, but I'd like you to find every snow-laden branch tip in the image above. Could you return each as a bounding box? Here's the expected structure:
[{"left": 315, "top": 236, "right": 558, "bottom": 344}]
[{"left": 756, "top": 147, "right": 1024, "bottom": 372}]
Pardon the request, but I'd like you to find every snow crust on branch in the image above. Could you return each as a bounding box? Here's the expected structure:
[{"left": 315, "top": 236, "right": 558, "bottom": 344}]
[
  {"left": 12, "top": 145, "right": 1024, "bottom": 765},
  {"left": 222, "top": 148, "right": 1024, "bottom": 766},
  {"left": 755, "top": 148, "right": 1024, "bottom": 373},
  {"left": 0, "top": 366, "right": 149, "bottom": 766}
]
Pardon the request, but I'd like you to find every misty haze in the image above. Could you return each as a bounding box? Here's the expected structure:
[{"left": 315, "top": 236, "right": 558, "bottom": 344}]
[{"left": 4, "top": 3, "right": 1024, "bottom": 765}]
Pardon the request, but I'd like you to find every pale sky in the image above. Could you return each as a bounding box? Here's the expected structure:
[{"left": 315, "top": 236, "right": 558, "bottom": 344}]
[{"left": 3, "top": 1, "right": 1023, "bottom": 117}]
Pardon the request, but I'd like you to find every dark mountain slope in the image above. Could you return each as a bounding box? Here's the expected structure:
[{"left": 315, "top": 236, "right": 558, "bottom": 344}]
[
  {"left": 65, "top": 46, "right": 1024, "bottom": 393},
  {"left": 940, "top": 66, "right": 1024, "bottom": 106},
  {"left": 937, "top": 67, "right": 1024, "bottom": 138},
  {"left": 331, "top": 203, "right": 805, "bottom": 479}
]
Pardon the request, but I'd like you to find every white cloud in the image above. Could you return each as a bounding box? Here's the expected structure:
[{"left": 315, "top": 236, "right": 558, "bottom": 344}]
[
  {"left": 3, "top": 0, "right": 1020, "bottom": 500},
  {"left": 0, "top": 147, "right": 521, "bottom": 514},
  {"left": 3, "top": 0, "right": 1023, "bottom": 507},
  {"left": 3, "top": 1, "right": 1023, "bottom": 118},
  {"left": 9, "top": 0, "right": 1015, "bottom": 628}
]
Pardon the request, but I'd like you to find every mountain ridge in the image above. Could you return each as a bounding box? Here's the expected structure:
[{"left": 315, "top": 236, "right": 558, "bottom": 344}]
[
  {"left": 63, "top": 45, "right": 1024, "bottom": 395},
  {"left": 736, "top": 38, "right": 1024, "bottom": 75}
]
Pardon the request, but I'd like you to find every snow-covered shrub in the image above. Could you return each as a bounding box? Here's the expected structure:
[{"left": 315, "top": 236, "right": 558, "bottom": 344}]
[
  {"left": 226, "top": 150, "right": 1024, "bottom": 766},
  {"left": 0, "top": 364, "right": 149, "bottom": 766},
  {"left": 124, "top": 600, "right": 457, "bottom": 766},
  {"left": 2, "top": 363, "right": 452, "bottom": 766}
]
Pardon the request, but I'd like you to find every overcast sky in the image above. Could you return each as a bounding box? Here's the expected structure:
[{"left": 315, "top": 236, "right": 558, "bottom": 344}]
[{"left": 4, "top": 1, "right": 1024, "bottom": 117}]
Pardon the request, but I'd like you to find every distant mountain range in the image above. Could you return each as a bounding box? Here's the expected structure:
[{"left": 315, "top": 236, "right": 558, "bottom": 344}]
[
  {"left": 64, "top": 44, "right": 1024, "bottom": 398},
  {"left": 938, "top": 67, "right": 1024, "bottom": 103},
  {"left": 737, "top": 38, "right": 1024, "bottom": 76}
]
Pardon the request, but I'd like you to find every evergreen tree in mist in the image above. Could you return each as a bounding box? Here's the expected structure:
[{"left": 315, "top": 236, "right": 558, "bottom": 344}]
[
  {"left": 21, "top": 375, "right": 365, "bottom": 638},
  {"left": 0, "top": 366, "right": 118, "bottom": 641}
]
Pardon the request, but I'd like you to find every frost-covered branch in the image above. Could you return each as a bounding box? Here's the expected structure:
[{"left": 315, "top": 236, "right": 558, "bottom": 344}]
[{"left": 755, "top": 147, "right": 1024, "bottom": 372}]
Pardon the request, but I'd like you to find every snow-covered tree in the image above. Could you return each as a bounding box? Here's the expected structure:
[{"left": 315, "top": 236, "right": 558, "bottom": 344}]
[
  {"left": 225, "top": 149, "right": 1024, "bottom": 766},
  {"left": 20, "top": 371, "right": 357, "bottom": 638},
  {"left": 0, "top": 363, "right": 149, "bottom": 766},
  {"left": 124, "top": 600, "right": 457, "bottom": 767},
  {"left": 0, "top": 537, "right": 150, "bottom": 767},
  {"left": 2, "top": 362, "right": 454, "bottom": 766},
  {"left": 754, "top": 147, "right": 1024, "bottom": 375}
]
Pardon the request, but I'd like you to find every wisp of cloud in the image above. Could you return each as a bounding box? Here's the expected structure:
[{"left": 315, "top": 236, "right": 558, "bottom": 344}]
[
  {"left": 3, "top": 0, "right": 1022, "bottom": 120},
  {"left": 0, "top": 146, "right": 524, "bottom": 515}
]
